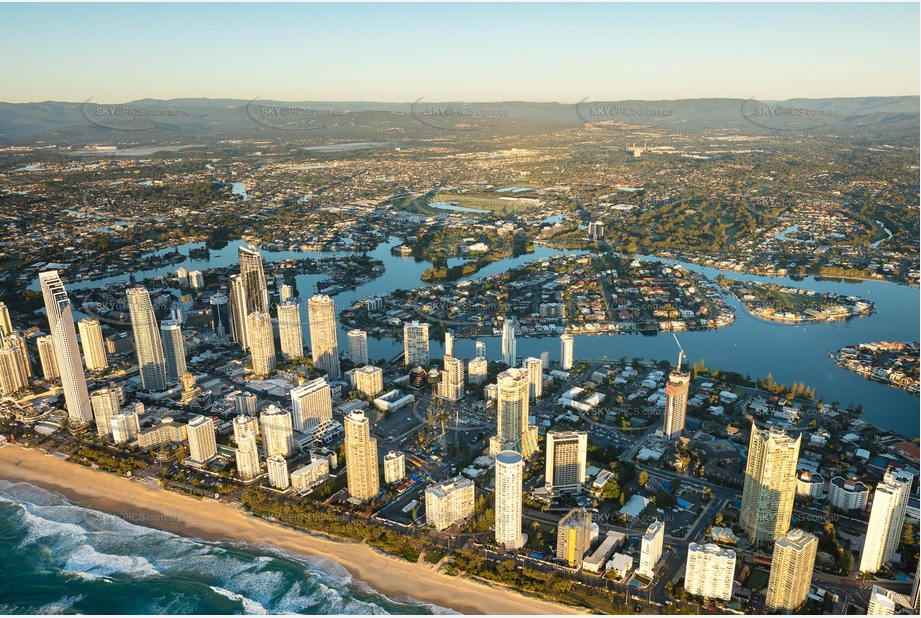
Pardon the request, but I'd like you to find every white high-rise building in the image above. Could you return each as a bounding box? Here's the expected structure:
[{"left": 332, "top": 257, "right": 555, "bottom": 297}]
[
  {"left": 475, "top": 340, "right": 487, "bottom": 360},
  {"left": 266, "top": 454, "right": 290, "bottom": 489},
  {"left": 36, "top": 334, "right": 59, "bottom": 381},
  {"left": 290, "top": 377, "right": 333, "bottom": 432},
  {"left": 233, "top": 414, "right": 259, "bottom": 442},
  {"left": 247, "top": 312, "right": 276, "bottom": 377},
  {"left": 176, "top": 267, "right": 188, "bottom": 286},
  {"left": 425, "top": 476, "right": 475, "bottom": 531},
  {"left": 383, "top": 450, "right": 406, "bottom": 484},
  {"left": 228, "top": 274, "right": 249, "bottom": 349},
  {"left": 403, "top": 321, "right": 429, "bottom": 368},
  {"left": 684, "top": 543, "right": 736, "bottom": 601},
  {"left": 740, "top": 423, "right": 801, "bottom": 544},
  {"left": 639, "top": 520, "right": 665, "bottom": 578},
  {"left": 188, "top": 270, "right": 204, "bottom": 290},
  {"left": 867, "top": 585, "right": 905, "bottom": 615},
  {"left": 260, "top": 405, "right": 293, "bottom": 458},
  {"left": 766, "top": 528, "right": 818, "bottom": 613},
  {"left": 279, "top": 283, "right": 294, "bottom": 303},
  {"left": 344, "top": 411, "right": 380, "bottom": 502},
  {"left": 545, "top": 431, "right": 587, "bottom": 494},
  {"left": 126, "top": 286, "right": 167, "bottom": 392},
  {"left": 663, "top": 366, "right": 690, "bottom": 439},
  {"left": 0, "top": 301, "right": 12, "bottom": 337},
  {"left": 493, "top": 368, "right": 537, "bottom": 457},
  {"left": 78, "top": 318, "right": 108, "bottom": 371},
  {"left": 540, "top": 351, "right": 550, "bottom": 370},
  {"left": 3, "top": 332, "right": 30, "bottom": 379},
  {"left": 860, "top": 469, "right": 913, "bottom": 574},
  {"left": 444, "top": 330, "right": 454, "bottom": 357},
  {"left": 501, "top": 318, "right": 517, "bottom": 366},
  {"left": 110, "top": 411, "right": 140, "bottom": 445},
  {"left": 307, "top": 294, "right": 341, "bottom": 380},
  {"left": 438, "top": 355, "right": 465, "bottom": 401},
  {"left": 495, "top": 450, "right": 525, "bottom": 550},
  {"left": 90, "top": 387, "right": 120, "bottom": 439},
  {"left": 277, "top": 301, "right": 304, "bottom": 361},
  {"left": 39, "top": 271, "right": 92, "bottom": 424},
  {"left": 235, "top": 431, "right": 261, "bottom": 480},
  {"left": 159, "top": 319, "right": 186, "bottom": 382},
  {"left": 524, "top": 357, "right": 543, "bottom": 400},
  {"left": 354, "top": 365, "right": 384, "bottom": 399},
  {"left": 828, "top": 476, "right": 870, "bottom": 512},
  {"left": 560, "top": 334, "right": 574, "bottom": 370},
  {"left": 467, "top": 357, "right": 488, "bottom": 385},
  {"left": 347, "top": 329, "right": 369, "bottom": 366},
  {"left": 187, "top": 415, "right": 217, "bottom": 464}
]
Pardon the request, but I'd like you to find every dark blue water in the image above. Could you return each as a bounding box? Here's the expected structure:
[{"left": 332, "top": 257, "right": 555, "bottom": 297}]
[
  {"left": 0, "top": 481, "right": 452, "bottom": 614},
  {"left": 33, "top": 239, "right": 919, "bottom": 437}
]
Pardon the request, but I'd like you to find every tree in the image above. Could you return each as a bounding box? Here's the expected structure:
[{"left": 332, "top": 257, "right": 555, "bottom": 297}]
[{"left": 638, "top": 470, "right": 649, "bottom": 487}]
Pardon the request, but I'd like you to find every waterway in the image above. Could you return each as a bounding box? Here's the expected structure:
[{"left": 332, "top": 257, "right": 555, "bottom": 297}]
[{"left": 36, "top": 239, "right": 920, "bottom": 437}]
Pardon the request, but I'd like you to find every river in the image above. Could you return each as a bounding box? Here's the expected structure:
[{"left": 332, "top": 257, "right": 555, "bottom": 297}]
[{"left": 36, "top": 239, "right": 920, "bottom": 437}]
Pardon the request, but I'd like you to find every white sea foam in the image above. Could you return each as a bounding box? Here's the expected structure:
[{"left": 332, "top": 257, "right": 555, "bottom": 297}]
[{"left": 209, "top": 586, "right": 270, "bottom": 615}]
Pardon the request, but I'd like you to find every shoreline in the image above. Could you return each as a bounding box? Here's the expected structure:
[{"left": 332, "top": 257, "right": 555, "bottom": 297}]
[{"left": 0, "top": 445, "right": 583, "bottom": 616}]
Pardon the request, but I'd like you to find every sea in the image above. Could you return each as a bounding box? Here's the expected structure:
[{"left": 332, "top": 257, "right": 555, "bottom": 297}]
[{"left": 0, "top": 481, "right": 455, "bottom": 615}]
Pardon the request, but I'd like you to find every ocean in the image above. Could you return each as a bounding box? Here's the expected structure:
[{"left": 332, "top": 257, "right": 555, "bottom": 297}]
[{"left": 0, "top": 481, "right": 455, "bottom": 615}]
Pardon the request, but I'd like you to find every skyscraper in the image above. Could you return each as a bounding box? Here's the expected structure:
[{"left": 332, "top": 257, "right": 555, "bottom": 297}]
[
  {"left": 290, "top": 377, "right": 333, "bottom": 432},
  {"left": 0, "top": 301, "right": 12, "bottom": 337},
  {"left": 467, "top": 357, "right": 488, "bottom": 385},
  {"left": 403, "top": 320, "right": 429, "bottom": 368},
  {"left": 159, "top": 319, "right": 186, "bottom": 382},
  {"left": 524, "top": 356, "right": 543, "bottom": 400},
  {"left": 444, "top": 330, "right": 454, "bottom": 357},
  {"left": 266, "top": 454, "right": 290, "bottom": 489},
  {"left": 765, "top": 528, "right": 818, "bottom": 613},
  {"left": 475, "top": 340, "right": 487, "bottom": 360},
  {"left": 228, "top": 274, "right": 249, "bottom": 349},
  {"left": 247, "top": 312, "right": 276, "bottom": 377},
  {"left": 233, "top": 413, "right": 259, "bottom": 442},
  {"left": 238, "top": 245, "right": 268, "bottom": 315},
  {"left": 557, "top": 508, "right": 593, "bottom": 568},
  {"left": 260, "top": 404, "right": 293, "bottom": 458},
  {"left": 491, "top": 368, "right": 537, "bottom": 457},
  {"left": 235, "top": 431, "right": 261, "bottom": 480},
  {"left": 277, "top": 301, "right": 304, "bottom": 361},
  {"left": 126, "top": 286, "right": 167, "bottom": 392},
  {"left": 39, "top": 271, "right": 92, "bottom": 424},
  {"left": 354, "top": 365, "right": 384, "bottom": 399},
  {"left": 110, "top": 411, "right": 140, "bottom": 445},
  {"left": 639, "top": 520, "right": 665, "bottom": 578},
  {"left": 438, "top": 355, "right": 465, "bottom": 401},
  {"left": 344, "top": 410, "right": 380, "bottom": 502},
  {"left": 209, "top": 292, "right": 231, "bottom": 337},
  {"left": 663, "top": 365, "right": 690, "bottom": 439},
  {"left": 545, "top": 430, "right": 588, "bottom": 495},
  {"left": 187, "top": 415, "right": 217, "bottom": 464},
  {"left": 3, "top": 331, "right": 30, "bottom": 379},
  {"left": 347, "top": 329, "right": 368, "bottom": 366},
  {"left": 740, "top": 423, "right": 802, "bottom": 544},
  {"left": 494, "top": 450, "right": 525, "bottom": 550},
  {"left": 860, "top": 469, "right": 913, "bottom": 574},
  {"left": 501, "top": 318, "right": 517, "bottom": 366},
  {"left": 425, "top": 477, "right": 475, "bottom": 531},
  {"left": 36, "top": 334, "right": 59, "bottom": 381},
  {"left": 78, "top": 318, "right": 108, "bottom": 371},
  {"left": 234, "top": 392, "right": 258, "bottom": 416},
  {"left": 0, "top": 344, "right": 28, "bottom": 395},
  {"left": 383, "top": 450, "right": 406, "bottom": 484},
  {"left": 560, "top": 334, "right": 574, "bottom": 370},
  {"left": 90, "top": 387, "right": 120, "bottom": 439},
  {"left": 307, "top": 294, "right": 340, "bottom": 380},
  {"left": 685, "top": 543, "right": 736, "bottom": 601}
]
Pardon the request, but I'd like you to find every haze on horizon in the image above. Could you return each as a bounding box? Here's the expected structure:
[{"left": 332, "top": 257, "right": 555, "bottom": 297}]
[{"left": 0, "top": 2, "right": 918, "bottom": 104}]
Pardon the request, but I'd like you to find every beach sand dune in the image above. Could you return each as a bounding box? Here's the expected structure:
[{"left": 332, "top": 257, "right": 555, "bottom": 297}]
[{"left": 0, "top": 445, "right": 583, "bottom": 615}]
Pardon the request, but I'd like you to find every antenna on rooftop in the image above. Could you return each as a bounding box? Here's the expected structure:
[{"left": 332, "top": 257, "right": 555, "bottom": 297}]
[{"left": 672, "top": 332, "right": 686, "bottom": 372}]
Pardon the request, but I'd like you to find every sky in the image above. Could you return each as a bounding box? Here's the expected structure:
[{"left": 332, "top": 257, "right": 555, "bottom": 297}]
[{"left": 0, "top": 2, "right": 918, "bottom": 103}]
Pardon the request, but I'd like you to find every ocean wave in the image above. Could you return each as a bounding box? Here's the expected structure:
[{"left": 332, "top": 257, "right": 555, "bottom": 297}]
[{"left": 0, "top": 480, "right": 452, "bottom": 614}]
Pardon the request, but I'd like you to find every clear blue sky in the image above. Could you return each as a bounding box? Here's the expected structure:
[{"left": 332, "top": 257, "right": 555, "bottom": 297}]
[{"left": 1, "top": 2, "right": 918, "bottom": 103}]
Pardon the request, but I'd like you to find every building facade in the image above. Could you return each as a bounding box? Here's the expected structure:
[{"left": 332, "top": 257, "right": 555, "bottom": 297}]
[{"left": 740, "top": 423, "right": 801, "bottom": 544}]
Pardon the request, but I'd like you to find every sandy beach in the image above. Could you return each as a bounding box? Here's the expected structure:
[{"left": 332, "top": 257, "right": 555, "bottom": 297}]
[{"left": 0, "top": 445, "right": 582, "bottom": 615}]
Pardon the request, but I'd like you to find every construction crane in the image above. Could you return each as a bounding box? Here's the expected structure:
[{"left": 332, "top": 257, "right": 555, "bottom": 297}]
[{"left": 672, "top": 332, "right": 686, "bottom": 372}]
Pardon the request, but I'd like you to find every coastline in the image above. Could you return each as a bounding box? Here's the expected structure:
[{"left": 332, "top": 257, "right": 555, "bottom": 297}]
[{"left": 0, "top": 445, "right": 583, "bottom": 616}]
